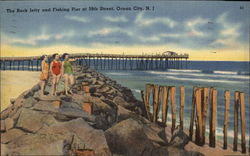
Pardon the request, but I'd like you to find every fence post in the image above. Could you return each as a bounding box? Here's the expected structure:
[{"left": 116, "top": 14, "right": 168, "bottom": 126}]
[
  {"left": 189, "top": 87, "right": 197, "bottom": 140},
  {"left": 233, "top": 91, "right": 240, "bottom": 151},
  {"left": 223, "top": 90, "right": 230, "bottom": 149},
  {"left": 209, "top": 88, "right": 217, "bottom": 147},
  {"left": 179, "top": 86, "right": 185, "bottom": 130},
  {"left": 153, "top": 85, "right": 160, "bottom": 123},
  {"left": 195, "top": 88, "right": 203, "bottom": 145},
  {"left": 171, "top": 86, "right": 176, "bottom": 134},
  {"left": 239, "top": 92, "right": 246, "bottom": 153},
  {"left": 144, "top": 84, "right": 153, "bottom": 120},
  {"left": 162, "top": 86, "right": 169, "bottom": 126},
  {"left": 201, "top": 87, "right": 208, "bottom": 145}
]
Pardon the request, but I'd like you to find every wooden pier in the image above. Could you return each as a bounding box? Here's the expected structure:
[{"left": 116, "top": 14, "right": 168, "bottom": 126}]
[{"left": 0, "top": 53, "right": 189, "bottom": 71}]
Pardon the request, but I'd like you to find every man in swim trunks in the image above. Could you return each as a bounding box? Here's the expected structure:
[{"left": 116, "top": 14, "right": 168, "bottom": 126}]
[
  {"left": 50, "top": 53, "right": 62, "bottom": 96},
  {"left": 61, "top": 53, "right": 75, "bottom": 95}
]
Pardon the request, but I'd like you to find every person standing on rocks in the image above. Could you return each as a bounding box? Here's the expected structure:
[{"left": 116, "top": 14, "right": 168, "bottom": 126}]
[
  {"left": 50, "top": 53, "right": 62, "bottom": 96},
  {"left": 39, "top": 55, "right": 49, "bottom": 96},
  {"left": 61, "top": 53, "right": 75, "bottom": 95}
]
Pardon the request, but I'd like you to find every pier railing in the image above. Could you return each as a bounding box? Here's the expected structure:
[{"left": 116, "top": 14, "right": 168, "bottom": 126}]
[
  {"left": 0, "top": 53, "right": 189, "bottom": 71},
  {"left": 141, "top": 84, "right": 248, "bottom": 153}
]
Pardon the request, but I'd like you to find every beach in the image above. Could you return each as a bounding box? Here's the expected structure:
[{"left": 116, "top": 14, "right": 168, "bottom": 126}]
[{"left": 0, "top": 71, "right": 40, "bottom": 111}]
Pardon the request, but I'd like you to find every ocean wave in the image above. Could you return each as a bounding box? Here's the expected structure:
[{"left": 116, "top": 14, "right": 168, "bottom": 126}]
[
  {"left": 162, "top": 76, "right": 242, "bottom": 84},
  {"left": 132, "top": 89, "right": 141, "bottom": 93},
  {"left": 106, "top": 72, "right": 131, "bottom": 76},
  {"left": 146, "top": 71, "right": 249, "bottom": 80},
  {"left": 213, "top": 71, "right": 238, "bottom": 75},
  {"left": 168, "top": 69, "right": 202, "bottom": 73}
]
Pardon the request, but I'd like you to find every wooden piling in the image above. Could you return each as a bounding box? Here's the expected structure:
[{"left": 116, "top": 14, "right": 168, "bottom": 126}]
[
  {"left": 171, "top": 86, "right": 176, "bottom": 135},
  {"left": 201, "top": 87, "right": 209, "bottom": 145},
  {"left": 195, "top": 88, "right": 203, "bottom": 145},
  {"left": 144, "top": 84, "right": 153, "bottom": 120},
  {"left": 209, "top": 88, "right": 217, "bottom": 148},
  {"left": 153, "top": 85, "right": 160, "bottom": 123},
  {"left": 239, "top": 92, "right": 246, "bottom": 153},
  {"left": 179, "top": 86, "right": 185, "bottom": 130},
  {"left": 189, "top": 87, "right": 197, "bottom": 140},
  {"left": 233, "top": 91, "right": 239, "bottom": 151},
  {"left": 223, "top": 90, "right": 230, "bottom": 149},
  {"left": 162, "top": 86, "right": 169, "bottom": 126}
]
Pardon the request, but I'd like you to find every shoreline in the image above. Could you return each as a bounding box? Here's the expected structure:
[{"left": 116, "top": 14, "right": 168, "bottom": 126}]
[{"left": 0, "top": 66, "right": 249, "bottom": 156}]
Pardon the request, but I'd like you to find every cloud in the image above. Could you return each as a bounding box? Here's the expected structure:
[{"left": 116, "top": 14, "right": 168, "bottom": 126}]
[
  {"left": 11, "top": 34, "right": 51, "bottom": 46},
  {"left": 65, "top": 15, "right": 90, "bottom": 23},
  {"left": 88, "top": 27, "right": 133, "bottom": 37},
  {"left": 5, "top": 26, "right": 52, "bottom": 46},
  {"left": 184, "top": 17, "right": 209, "bottom": 37},
  {"left": 103, "top": 15, "right": 128, "bottom": 22},
  {"left": 135, "top": 12, "right": 177, "bottom": 28},
  {"left": 55, "top": 30, "right": 75, "bottom": 40},
  {"left": 210, "top": 12, "right": 242, "bottom": 48}
]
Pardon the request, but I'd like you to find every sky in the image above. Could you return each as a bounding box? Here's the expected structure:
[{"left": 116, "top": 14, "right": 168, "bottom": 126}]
[{"left": 0, "top": 1, "right": 249, "bottom": 61}]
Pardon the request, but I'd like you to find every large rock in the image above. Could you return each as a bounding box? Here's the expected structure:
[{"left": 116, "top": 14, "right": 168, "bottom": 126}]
[
  {"left": 16, "top": 108, "right": 58, "bottom": 133},
  {"left": 4, "top": 118, "right": 14, "bottom": 131},
  {"left": 169, "top": 126, "right": 189, "bottom": 149},
  {"left": 32, "top": 100, "right": 59, "bottom": 113},
  {"left": 105, "top": 118, "right": 168, "bottom": 156},
  {"left": 113, "top": 96, "right": 132, "bottom": 109},
  {"left": 1, "top": 129, "right": 26, "bottom": 144},
  {"left": 5, "top": 132, "right": 73, "bottom": 156},
  {"left": 23, "top": 97, "right": 37, "bottom": 108},
  {"left": 38, "top": 118, "right": 111, "bottom": 156}
]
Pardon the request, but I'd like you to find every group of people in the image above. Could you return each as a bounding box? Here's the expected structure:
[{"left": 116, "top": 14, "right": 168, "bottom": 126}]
[{"left": 39, "top": 53, "right": 75, "bottom": 96}]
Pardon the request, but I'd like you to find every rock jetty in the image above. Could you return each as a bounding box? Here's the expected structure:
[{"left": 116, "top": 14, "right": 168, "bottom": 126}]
[{"left": 0, "top": 65, "right": 203, "bottom": 156}]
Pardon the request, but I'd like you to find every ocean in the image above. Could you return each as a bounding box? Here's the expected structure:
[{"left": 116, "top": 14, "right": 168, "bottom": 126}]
[{"left": 97, "top": 61, "right": 250, "bottom": 146}]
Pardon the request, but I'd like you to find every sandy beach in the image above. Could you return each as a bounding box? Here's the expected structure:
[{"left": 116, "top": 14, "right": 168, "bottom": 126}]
[{"left": 0, "top": 71, "right": 40, "bottom": 111}]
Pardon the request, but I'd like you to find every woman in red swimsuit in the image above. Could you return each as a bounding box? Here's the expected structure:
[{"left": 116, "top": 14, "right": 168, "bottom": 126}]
[{"left": 50, "top": 53, "right": 62, "bottom": 96}]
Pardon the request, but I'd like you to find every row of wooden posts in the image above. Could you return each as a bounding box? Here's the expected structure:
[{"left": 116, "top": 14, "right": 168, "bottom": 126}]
[{"left": 141, "top": 84, "right": 247, "bottom": 153}]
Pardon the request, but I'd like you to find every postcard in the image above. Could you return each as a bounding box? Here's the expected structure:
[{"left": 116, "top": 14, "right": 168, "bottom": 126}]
[{"left": 0, "top": 1, "right": 249, "bottom": 156}]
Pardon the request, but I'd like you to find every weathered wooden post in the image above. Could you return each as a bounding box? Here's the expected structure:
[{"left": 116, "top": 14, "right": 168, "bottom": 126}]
[
  {"left": 233, "top": 91, "right": 239, "bottom": 151},
  {"left": 239, "top": 92, "right": 246, "bottom": 153},
  {"left": 189, "top": 87, "right": 197, "bottom": 141},
  {"left": 162, "top": 86, "right": 169, "bottom": 126},
  {"left": 209, "top": 88, "right": 217, "bottom": 147},
  {"left": 201, "top": 87, "right": 208, "bottom": 145},
  {"left": 171, "top": 86, "right": 176, "bottom": 134},
  {"left": 153, "top": 85, "right": 160, "bottom": 123},
  {"left": 179, "top": 86, "right": 185, "bottom": 130},
  {"left": 195, "top": 88, "right": 203, "bottom": 145},
  {"left": 223, "top": 90, "right": 230, "bottom": 149},
  {"left": 145, "top": 84, "right": 153, "bottom": 121},
  {"left": 157, "top": 86, "right": 164, "bottom": 120}
]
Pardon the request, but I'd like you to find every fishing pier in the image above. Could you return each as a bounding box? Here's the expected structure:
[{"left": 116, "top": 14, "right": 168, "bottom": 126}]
[{"left": 0, "top": 52, "right": 189, "bottom": 71}]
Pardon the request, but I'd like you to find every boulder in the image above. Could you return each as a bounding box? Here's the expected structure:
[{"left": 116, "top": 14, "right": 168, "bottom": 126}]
[
  {"left": 38, "top": 118, "right": 111, "bottom": 156},
  {"left": 31, "top": 83, "right": 40, "bottom": 93},
  {"left": 58, "top": 108, "right": 96, "bottom": 122},
  {"left": 105, "top": 118, "right": 157, "bottom": 156},
  {"left": 4, "top": 118, "right": 14, "bottom": 131},
  {"left": 1, "top": 128, "right": 26, "bottom": 144},
  {"left": 16, "top": 108, "right": 58, "bottom": 133},
  {"left": 113, "top": 96, "right": 132, "bottom": 109},
  {"left": 32, "top": 100, "right": 59, "bottom": 113},
  {"left": 169, "top": 126, "right": 189, "bottom": 149},
  {"left": 23, "top": 97, "right": 37, "bottom": 108}
]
